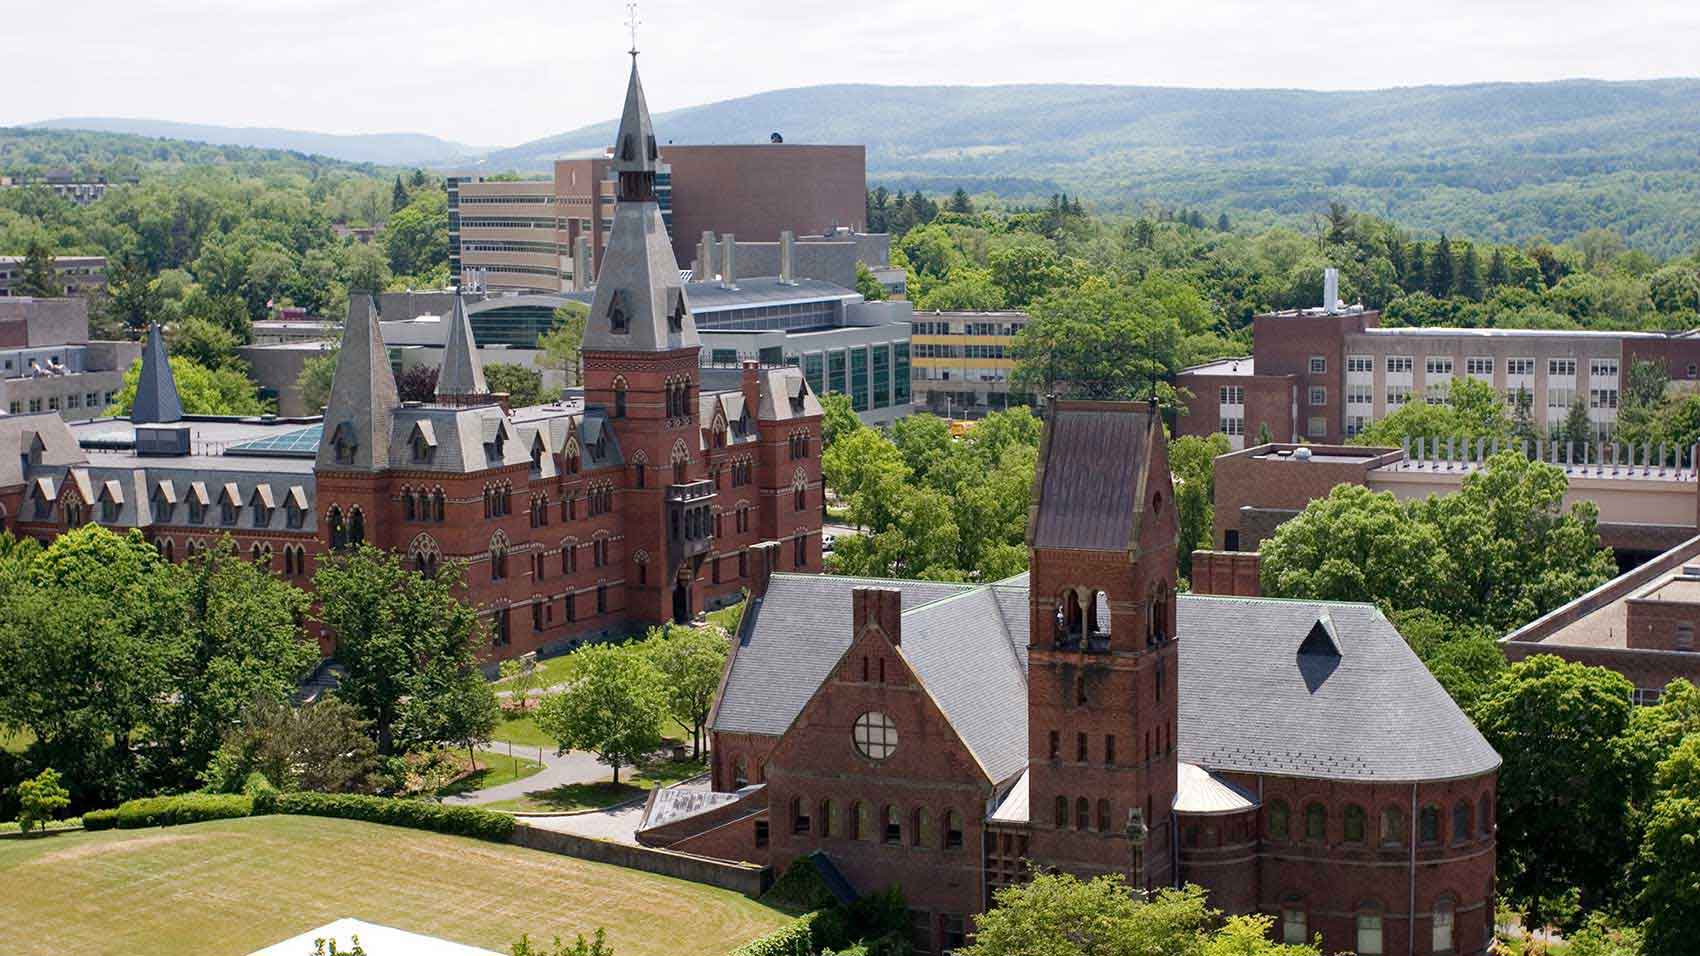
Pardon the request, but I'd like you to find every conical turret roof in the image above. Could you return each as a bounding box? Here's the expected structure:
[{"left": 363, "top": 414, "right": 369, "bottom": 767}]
[
  {"left": 316, "top": 294, "right": 400, "bottom": 471},
  {"left": 435, "top": 293, "right": 487, "bottom": 401},
  {"left": 132, "top": 323, "right": 183, "bottom": 424}
]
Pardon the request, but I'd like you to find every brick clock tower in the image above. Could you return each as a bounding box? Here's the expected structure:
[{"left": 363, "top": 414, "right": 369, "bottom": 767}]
[
  {"left": 1022, "top": 400, "right": 1180, "bottom": 890},
  {"left": 580, "top": 51, "right": 711, "bottom": 625}
]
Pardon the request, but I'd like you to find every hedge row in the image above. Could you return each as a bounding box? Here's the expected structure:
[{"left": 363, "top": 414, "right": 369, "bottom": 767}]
[
  {"left": 82, "top": 792, "right": 512, "bottom": 842},
  {"left": 273, "top": 792, "right": 514, "bottom": 841},
  {"left": 115, "top": 794, "right": 253, "bottom": 829},
  {"left": 730, "top": 911, "right": 824, "bottom": 956}
]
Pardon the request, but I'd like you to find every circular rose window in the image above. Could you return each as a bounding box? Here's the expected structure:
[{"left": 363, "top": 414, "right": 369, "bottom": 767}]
[{"left": 852, "top": 711, "right": 898, "bottom": 761}]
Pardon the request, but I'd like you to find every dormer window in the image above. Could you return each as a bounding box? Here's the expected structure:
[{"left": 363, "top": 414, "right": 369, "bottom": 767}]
[
  {"left": 152, "top": 489, "right": 175, "bottom": 524},
  {"left": 331, "top": 422, "right": 357, "bottom": 465},
  {"left": 410, "top": 423, "right": 437, "bottom": 464},
  {"left": 189, "top": 499, "right": 205, "bottom": 524},
  {"left": 620, "top": 134, "right": 635, "bottom": 162},
  {"left": 608, "top": 290, "right": 629, "bottom": 335},
  {"left": 668, "top": 295, "right": 686, "bottom": 334}
]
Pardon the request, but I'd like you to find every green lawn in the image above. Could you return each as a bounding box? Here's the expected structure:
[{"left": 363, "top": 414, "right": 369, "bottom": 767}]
[
  {"left": 482, "top": 757, "right": 708, "bottom": 814},
  {"left": 0, "top": 815, "right": 788, "bottom": 956},
  {"left": 438, "top": 750, "right": 545, "bottom": 798},
  {"left": 493, "top": 711, "right": 696, "bottom": 752}
]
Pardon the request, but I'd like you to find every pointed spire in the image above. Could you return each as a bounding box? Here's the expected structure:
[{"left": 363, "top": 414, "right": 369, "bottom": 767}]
[
  {"left": 132, "top": 323, "right": 183, "bottom": 424},
  {"left": 316, "top": 294, "right": 400, "bottom": 471},
  {"left": 583, "top": 54, "right": 698, "bottom": 355},
  {"left": 435, "top": 293, "right": 487, "bottom": 402},
  {"left": 612, "top": 55, "right": 658, "bottom": 181}
]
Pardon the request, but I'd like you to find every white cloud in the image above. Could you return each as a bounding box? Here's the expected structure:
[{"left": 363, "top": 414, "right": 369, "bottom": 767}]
[{"left": 2, "top": 0, "right": 1696, "bottom": 147}]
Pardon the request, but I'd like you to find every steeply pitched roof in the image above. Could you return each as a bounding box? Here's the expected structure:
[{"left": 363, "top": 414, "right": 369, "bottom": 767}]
[
  {"left": 611, "top": 57, "right": 658, "bottom": 177},
  {"left": 1029, "top": 401, "right": 1157, "bottom": 551},
  {"left": 132, "top": 324, "right": 183, "bottom": 424},
  {"left": 317, "top": 295, "right": 400, "bottom": 471},
  {"left": 435, "top": 294, "right": 487, "bottom": 400},
  {"left": 712, "top": 575, "right": 1500, "bottom": 787}
]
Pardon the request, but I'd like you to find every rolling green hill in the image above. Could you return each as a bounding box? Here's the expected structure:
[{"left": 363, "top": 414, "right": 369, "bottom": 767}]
[
  {"left": 483, "top": 78, "right": 1700, "bottom": 254},
  {"left": 26, "top": 117, "right": 481, "bottom": 166}
]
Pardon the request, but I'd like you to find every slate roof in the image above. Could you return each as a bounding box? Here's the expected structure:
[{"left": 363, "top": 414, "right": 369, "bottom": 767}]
[
  {"left": 1029, "top": 402, "right": 1156, "bottom": 551},
  {"left": 713, "top": 574, "right": 1499, "bottom": 788},
  {"left": 317, "top": 295, "right": 400, "bottom": 471},
  {"left": 132, "top": 324, "right": 183, "bottom": 424},
  {"left": 1174, "top": 762, "right": 1258, "bottom": 815},
  {"left": 435, "top": 294, "right": 488, "bottom": 399}
]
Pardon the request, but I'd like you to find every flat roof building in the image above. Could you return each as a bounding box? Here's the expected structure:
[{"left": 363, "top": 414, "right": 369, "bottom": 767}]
[
  {"left": 0, "top": 255, "right": 107, "bottom": 297},
  {"left": 0, "top": 297, "right": 139, "bottom": 422},
  {"left": 908, "top": 310, "right": 1032, "bottom": 418}
]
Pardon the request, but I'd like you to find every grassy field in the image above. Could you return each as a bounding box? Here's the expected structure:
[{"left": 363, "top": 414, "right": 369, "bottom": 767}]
[
  {"left": 0, "top": 815, "right": 788, "bottom": 956},
  {"left": 438, "top": 750, "right": 545, "bottom": 798},
  {"left": 481, "top": 756, "right": 708, "bottom": 813}
]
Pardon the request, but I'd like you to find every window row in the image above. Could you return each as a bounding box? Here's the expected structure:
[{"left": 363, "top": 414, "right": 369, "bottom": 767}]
[
  {"left": 1266, "top": 794, "right": 1492, "bottom": 847},
  {"left": 1280, "top": 895, "right": 1467, "bottom": 955},
  {"left": 789, "top": 798, "right": 966, "bottom": 851},
  {"left": 401, "top": 488, "right": 447, "bottom": 522}
]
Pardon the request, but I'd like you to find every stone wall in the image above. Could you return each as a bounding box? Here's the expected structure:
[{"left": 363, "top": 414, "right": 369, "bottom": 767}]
[{"left": 510, "top": 821, "right": 771, "bottom": 897}]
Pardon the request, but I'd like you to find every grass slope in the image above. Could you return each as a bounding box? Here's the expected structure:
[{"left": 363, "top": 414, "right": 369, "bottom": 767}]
[{"left": 0, "top": 815, "right": 787, "bottom": 956}]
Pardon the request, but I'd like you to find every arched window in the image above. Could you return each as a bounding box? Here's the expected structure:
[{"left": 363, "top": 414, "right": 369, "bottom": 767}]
[
  {"left": 855, "top": 801, "right": 872, "bottom": 841},
  {"left": 1479, "top": 793, "right": 1493, "bottom": 837},
  {"left": 1304, "top": 802, "right": 1326, "bottom": 842},
  {"left": 1432, "top": 897, "right": 1456, "bottom": 953},
  {"left": 1381, "top": 806, "right": 1406, "bottom": 847},
  {"left": 945, "top": 809, "right": 963, "bottom": 850},
  {"left": 1420, "top": 804, "right": 1442, "bottom": 846},
  {"left": 1281, "top": 900, "right": 1308, "bottom": 946},
  {"left": 1452, "top": 801, "right": 1472, "bottom": 844},
  {"left": 433, "top": 490, "right": 446, "bottom": 522},
  {"left": 161, "top": 538, "right": 175, "bottom": 563},
  {"left": 613, "top": 378, "right": 627, "bottom": 418},
  {"left": 820, "top": 799, "right": 835, "bottom": 838},
  {"left": 402, "top": 490, "right": 416, "bottom": 521},
  {"left": 327, "top": 506, "right": 345, "bottom": 550},
  {"left": 791, "top": 796, "right": 811, "bottom": 835},
  {"left": 490, "top": 532, "right": 510, "bottom": 581},
  {"left": 912, "top": 807, "right": 930, "bottom": 847},
  {"left": 1268, "top": 800, "right": 1290, "bottom": 840},
  {"left": 1075, "top": 797, "right": 1089, "bottom": 831},
  {"left": 883, "top": 805, "right": 901, "bottom": 845},
  {"left": 1054, "top": 796, "right": 1068, "bottom": 829},
  {"left": 1356, "top": 907, "right": 1385, "bottom": 956},
  {"left": 348, "top": 507, "right": 365, "bottom": 546},
  {"left": 1344, "top": 804, "right": 1367, "bottom": 844},
  {"left": 1096, "top": 798, "right": 1111, "bottom": 832},
  {"left": 732, "top": 758, "right": 748, "bottom": 788}
]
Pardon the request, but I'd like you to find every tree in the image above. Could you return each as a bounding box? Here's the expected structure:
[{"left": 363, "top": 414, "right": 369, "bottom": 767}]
[
  {"left": 157, "top": 538, "right": 316, "bottom": 781},
  {"left": 386, "top": 189, "right": 448, "bottom": 279},
  {"left": 1011, "top": 275, "right": 1183, "bottom": 401},
  {"left": 429, "top": 669, "right": 500, "bottom": 771},
  {"left": 961, "top": 873, "right": 1318, "bottom": 956},
  {"left": 1557, "top": 396, "right": 1595, "bottom": 462},
  {"left": 1637, "top": 734, "right": 1700, "bottom": 956},
  {"left": 203, "top": 696, "right": 382, "bottom": 794},
  {"left": 392, "top": 175, "right": 409, "bottom": 213},
  {"left": 947, "top": 188, "right": 974, "bottom": 215},
  {"left": 915, "top": 267, "right": 1006, "bottom": 312},
  {"left": 1486, "top": 248, "right": 1511, "bottom": 289},
  {"left": 105, "top": 251, "right": 161, "bottom": 334},
  {"left": 1260, "top": 483, "right": 1443, "bottom": 610},
  {"left": 1458, "top": 243, "right": 1484, "bottom": 301},
  {"left": 818, "top": 391, "right": 861, "bottom": 451},
  {"left": 641, "top": 624, "right": 730, "bottom": 759},
  {"left": 106, "top": 354, "right": 269, "bottom": 417},
  {"left": 345, "top": 243, "right": 391, "bottom": 295},
  {"left": 538, "top": 304, "right": 588, "bottom": 387},
  {"left": 14, "top": 768, "right": 70, "bottom": 834},
  {"left": 396, "top": 364, "right": 439, "bottom": 404},
  {"left": 822, "top": 426, "right": 911, "bottom": 508},
  {"left": 1171, "top": 433, "right": 1230, "bottom": 578},
  {"left": 534, "top": 643, "right": 666, "bottom": 785},
  {"left": 166, "top": 315, "right": 242, "bottom": 370},
  {"left": 15, "top": 238, "right": 60, "bottom": 297},
  {"left": 485, "top": 363, "right": 547, "bottom": 408},
  {"left": 1429, "top": 234, "right": 1455, "bottom": 297},
  {"left": 1473, "top": 655, "right": 1635, "bottom": 927},
  {"left": 854, "top": 262, "right": 887, "bottom": 302},
  {"left": 298, "top": 350, "right": 338, "bottom": 413},
  {"left": 313, "top": 546, "right": 485, "bottom": 755}
]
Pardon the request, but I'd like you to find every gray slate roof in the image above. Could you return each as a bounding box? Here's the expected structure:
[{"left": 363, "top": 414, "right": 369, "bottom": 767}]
[
  {"left": 1030, "top": 402, "right": 1157, "bottom": 551},
  {"left": 318, "top": 295, "right": 400, "bottom": 471},
  {"left": 132, "top": 324, "right": 183, "bottom": 424},
  {"left": 713, "top": 573, "right": 1499, "bottom": 787},
  {"left": 435, "top": 294, "right": 487, "bottom": 399}
]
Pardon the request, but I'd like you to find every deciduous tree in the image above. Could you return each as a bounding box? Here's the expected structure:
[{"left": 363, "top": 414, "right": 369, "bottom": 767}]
[
  {"left": 534, "top": 644, "right": 665, "bottom": 785},
  {"left": 641, "top": 624, "right": 730, "bottom": 759}
]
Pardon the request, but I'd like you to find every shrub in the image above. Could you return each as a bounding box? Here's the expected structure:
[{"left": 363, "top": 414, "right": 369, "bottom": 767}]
[
  {"left": 765, "top": 854, "right": 841, "bottom": 911},
  {"left": 83, "top": 808, "right": 118, "bottom": 830},
  {"left": 115, "top": 794, "right": 253, "bottom": 829},
  {"left": 272, "top": 792, "right": 513, "bottom": 841},
  {"left": 244, "top": 772, "right": 279, "bottom": 814},
  {"left": 15, "top": 768, "right": 71, "bottom": 834},
  {"left": 732, "top": 911, "right": 824, "bottom": 956}
]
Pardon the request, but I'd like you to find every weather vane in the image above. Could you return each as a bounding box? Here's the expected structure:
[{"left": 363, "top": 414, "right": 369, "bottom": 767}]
[{"left": 625, "top": 2, "right": 641, "bottom": 56}]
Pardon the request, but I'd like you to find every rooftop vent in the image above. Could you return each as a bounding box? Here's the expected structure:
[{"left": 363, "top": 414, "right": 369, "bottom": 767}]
[{"left": 1682, "top": 564, "right": 1700, "bottom": 578}]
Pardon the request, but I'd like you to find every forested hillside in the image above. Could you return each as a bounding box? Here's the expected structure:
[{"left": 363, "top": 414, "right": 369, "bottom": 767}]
[
  {"left": 24, "top": 118, "right": 480, "bottom": 166},
  {"left": 487, "top": 78, "right": 1700, "bottom": 255}
]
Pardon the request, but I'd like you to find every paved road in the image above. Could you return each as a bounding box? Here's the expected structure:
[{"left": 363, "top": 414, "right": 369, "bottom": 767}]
[
  {"left": 442, "top": 745, "right": 610, "bottom": 806},
  {"left": 522, "top": 802, "right": 649, "bottom": 845}
]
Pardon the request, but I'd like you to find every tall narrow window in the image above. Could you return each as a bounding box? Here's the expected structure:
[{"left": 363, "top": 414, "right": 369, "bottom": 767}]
[{"left": 1356, "top": 911, "right": 1384, "bottom": 956}]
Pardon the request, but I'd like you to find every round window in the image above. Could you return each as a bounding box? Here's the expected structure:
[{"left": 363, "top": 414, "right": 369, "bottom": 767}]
[{"left": 852, "top": 711, "right": 898, "bottom": 761}]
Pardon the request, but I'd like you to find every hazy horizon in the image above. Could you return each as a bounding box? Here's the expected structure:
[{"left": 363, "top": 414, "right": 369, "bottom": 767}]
[{"left": 5, "top": 0, "right": 1699, "bottom": 147}]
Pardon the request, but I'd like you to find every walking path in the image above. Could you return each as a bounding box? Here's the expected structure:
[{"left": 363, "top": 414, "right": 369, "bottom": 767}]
[{"left": 443, "top": 745, "right": 609, "bottom": 806}]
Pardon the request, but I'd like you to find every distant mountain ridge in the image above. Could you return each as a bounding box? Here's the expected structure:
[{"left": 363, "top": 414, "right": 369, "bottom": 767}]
[
  {"left": 477, "top": 77, "right": 1700, "bottom": 254},
  {"left": 26, "top": 117, "right": 483, "bottom": 167}
]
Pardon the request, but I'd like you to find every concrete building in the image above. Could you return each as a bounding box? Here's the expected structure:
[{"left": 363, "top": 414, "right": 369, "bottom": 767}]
[
  {"left": 0, "top": 171, "right": 127, "bottom": 206},
  {"left": 448, "top": 175, "right": 582, "bottom": 295},
  {"left": 0, "top": 56, "right": 825, "bottom": 664},
  {"left": 0, "top": 255, "right": 107, "bottom": 297},
  {"left": 0, "top": 297, "right": 138, "bottom": 421},
  {"left": 1209, "top": 441, "right": 1700, "bottom": 567},
  {"left": 1502, "top": 535, "right": 1700, "bottom": 706},
  {"left": 1177, "top": 270, "right": 1700, "bottom": 450},
  {"left": 662, "top": 144, "right": 866, "bottom": 266},
  {"left": 640, "top": 400, "right": 1500, "bottom": 956},
  {"left": 908, "top": 310, "right": 1032, "bottom": 417}
]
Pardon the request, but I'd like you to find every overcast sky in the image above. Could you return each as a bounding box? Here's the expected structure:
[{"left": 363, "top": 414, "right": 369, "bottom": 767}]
[{"left": 5, "top": 0, "right": 1698, "bottom": 148}]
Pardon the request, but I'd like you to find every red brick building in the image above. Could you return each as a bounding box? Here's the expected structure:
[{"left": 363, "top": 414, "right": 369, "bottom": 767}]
[
  {"left": 0, "top": 58, "right": 823, "bottom": 662},
  {"left": 639, "top": 400, "right": 1500, "bottom": 956}
]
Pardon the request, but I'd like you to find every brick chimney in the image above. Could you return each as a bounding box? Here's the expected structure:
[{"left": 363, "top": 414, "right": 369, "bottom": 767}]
[
  {"left": 852, "top": 587, "right": 903, "bottom": 645},
  {"left": 741, "top": 359, "right": 761, "bottom": 413},
  {"left": 749, "top": 541, "right": 780, "bottom": 597}
]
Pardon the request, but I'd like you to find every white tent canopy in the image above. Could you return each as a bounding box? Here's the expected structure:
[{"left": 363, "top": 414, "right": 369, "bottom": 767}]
[{"left": 248, "top": 918, "right": 503, "bottom": 956}]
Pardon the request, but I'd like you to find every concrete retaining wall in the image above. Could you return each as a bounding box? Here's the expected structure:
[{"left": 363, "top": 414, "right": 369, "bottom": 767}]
[{"left": 511, "top": 821, "right": 771, "bottom": 898}]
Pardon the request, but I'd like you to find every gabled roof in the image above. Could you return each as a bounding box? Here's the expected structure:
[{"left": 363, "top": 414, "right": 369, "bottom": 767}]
[
  {"left": 435, "top": 294, "right": 488, "bottom": 400},
  {"left": 1029, "top": 401, "right": 1158, "bottom": 551},
  {"left": 755, "top": 367, "right": 821, "bottom": 422},
  {"left": 132, "top": 324, "right": 184, "bottom": 424}
]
